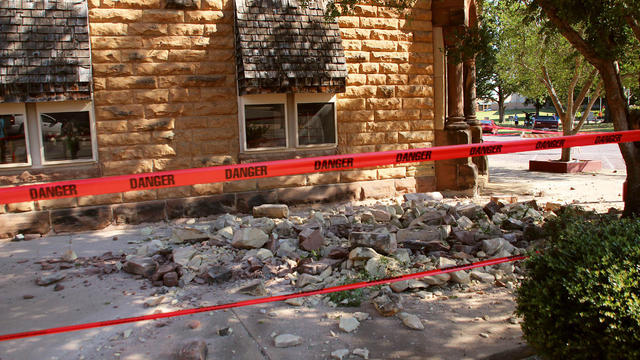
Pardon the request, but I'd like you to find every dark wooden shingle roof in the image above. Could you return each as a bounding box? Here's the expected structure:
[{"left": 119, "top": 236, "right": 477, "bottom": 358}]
[
  {"left": 234, "top": 0, "right": 347, "bottom": 95},
  {"left": 0, "top": 0, "right": 91, "bottom": 103}
]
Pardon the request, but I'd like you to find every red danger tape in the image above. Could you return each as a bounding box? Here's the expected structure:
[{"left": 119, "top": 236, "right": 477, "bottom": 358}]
[
  {"left": 1, "top": 130, "right": 638, "bottom": 205},
  {"left": 0, "top": 254, "right": 527, "bottom": 342}
]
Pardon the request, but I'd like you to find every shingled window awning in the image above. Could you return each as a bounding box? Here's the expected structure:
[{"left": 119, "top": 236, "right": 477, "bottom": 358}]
[
  {"left": 234, "top": 0, "right": 347, "bottom": 95},
  {"left": 0, "top": 0, "right": 91, "bottom": 103}
]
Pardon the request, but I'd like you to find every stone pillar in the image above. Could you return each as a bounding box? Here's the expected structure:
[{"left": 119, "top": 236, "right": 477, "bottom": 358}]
[
  {"left": 464, "top": 58, "right": 479, "bottom": 127},
  {"left": 465, "top": 57, "right": 488, "bottom": 178},
  {"left": 433, "top": 25, "right": 478, "bottom": 195},
  {"left": 444, "top": 26, "right": 468, "bottom": 131}
]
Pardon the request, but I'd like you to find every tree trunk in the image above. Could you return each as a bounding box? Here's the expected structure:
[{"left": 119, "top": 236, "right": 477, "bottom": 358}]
[
  {"left": 598, "top": 62, "right": 640, "bottom": 217},
  {"left": 534, "top": 1, "right": 640, "bottom": 216},
  {"left": 535, "top": 102, "right": 541, "bottom": 117},
  {"left": 560, "top": 147, "right": 572, "bottom": 162},
  {"left": 498, "top": 88, "right": 506, "bottom": 123}
]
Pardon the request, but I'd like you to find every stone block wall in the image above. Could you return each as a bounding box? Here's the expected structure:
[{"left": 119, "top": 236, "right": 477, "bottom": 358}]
[
  {"left": 336, "top": 1, "right": 435, "bottom": 185},
  {"left": 88, "top": 0, "right": 238, "bottom": 206},
  {"left": 0, "top": 0, "right": 436, "bottom": 220}
]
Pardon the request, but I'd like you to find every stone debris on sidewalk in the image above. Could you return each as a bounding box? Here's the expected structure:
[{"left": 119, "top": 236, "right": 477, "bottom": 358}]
[
  {"left": 176, "top": 339, "right": 207, "bottom": 360},
  {"left": 30, "top": 192, "right": 562, "bottom": 337},
  {"left": 274, "top": 333, "right": 303, "bottom": 348}
]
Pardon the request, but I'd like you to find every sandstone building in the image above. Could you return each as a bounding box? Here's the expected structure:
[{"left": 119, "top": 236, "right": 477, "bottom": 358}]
[{"left": 0, "top": 0, "right": 484, "bottom": 235}]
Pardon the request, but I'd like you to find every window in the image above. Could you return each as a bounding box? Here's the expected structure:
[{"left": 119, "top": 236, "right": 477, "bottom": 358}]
[
  {"left": 0, "top": 101, "right": 96, "bottom": 169},
  {"left": 0, "top": 103, "right": 29, "bottom": 166},
  {"left": 239, "top": 93, "right": 337, "bottom": 153}
]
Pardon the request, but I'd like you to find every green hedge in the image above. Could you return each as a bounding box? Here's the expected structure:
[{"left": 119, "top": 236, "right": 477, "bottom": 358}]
[{"left": 516, "top": 211, "right": 640, "bottom": 359}]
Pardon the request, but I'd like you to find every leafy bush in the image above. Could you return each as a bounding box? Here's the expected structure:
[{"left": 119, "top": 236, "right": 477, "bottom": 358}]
[
  {"left": 327, "top": 271, "right": 371, "bottom": 307},
  {"left": 516, "top": 211, "right": 640, "bottom": 359}
]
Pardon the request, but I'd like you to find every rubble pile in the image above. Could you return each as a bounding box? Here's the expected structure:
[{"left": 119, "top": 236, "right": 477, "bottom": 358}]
[
  {"left": 26, "top": 193, "right": 566, "bottom": 358},
  {"left": 112, "top": 193, "right": 555, "bottom": 302}
]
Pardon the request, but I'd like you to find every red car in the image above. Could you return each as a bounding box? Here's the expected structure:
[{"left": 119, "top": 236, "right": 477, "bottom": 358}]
[{"left": 480, "top": 119, "right": 498, "bottom": 134}]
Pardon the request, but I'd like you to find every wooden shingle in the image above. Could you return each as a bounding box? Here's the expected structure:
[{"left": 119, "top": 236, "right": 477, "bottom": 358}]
[
  {"left": 235, "top": 0, "right": 347, "bottom": 95},
  {"left": 0, "top": 0, "right": 91, "bottom": 103}
]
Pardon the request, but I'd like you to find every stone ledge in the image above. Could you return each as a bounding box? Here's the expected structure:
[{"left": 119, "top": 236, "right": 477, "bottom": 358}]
[
  {"left": 0, "top": 178, "right": 422, "bottom": 238},
  {"left": 113, "top": 200, "right": 166, "bottom": 225},
  {"left": 167, "top": 194, "right": 234, "bottom": 219},
  {"left": 0, "top": 211, "right": 51, "bottom": 238},
  {"left": 51, "top": 206, "right": 113, "bottom": 233}
]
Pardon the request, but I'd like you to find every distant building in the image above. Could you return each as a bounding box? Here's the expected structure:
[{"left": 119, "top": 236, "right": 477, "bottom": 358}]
[{"left": 478, "top": 94, "right": 536, "bottom": 112}]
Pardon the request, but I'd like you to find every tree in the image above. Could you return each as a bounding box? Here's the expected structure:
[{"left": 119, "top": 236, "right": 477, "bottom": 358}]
[
  {"left": 521, "top": 0, "right": 640, "bottom": 216},
  {"left": 497, "top": 2, "right": 602, "bottom": 161},
  {"left": 476, "top": 1, "right": 520, "bottom": 123}
]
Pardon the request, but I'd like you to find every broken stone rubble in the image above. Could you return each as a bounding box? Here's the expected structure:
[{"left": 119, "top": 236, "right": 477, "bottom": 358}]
[{"left": 41, "top": 193, "right": 558, "bottom": 344}]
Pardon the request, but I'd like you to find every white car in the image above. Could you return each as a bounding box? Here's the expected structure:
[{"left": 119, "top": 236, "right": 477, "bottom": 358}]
[{"left": 41, "top": 114, "right": 63, "bottom": 139}]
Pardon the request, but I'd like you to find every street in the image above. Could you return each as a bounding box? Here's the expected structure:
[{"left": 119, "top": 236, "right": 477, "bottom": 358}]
[{"left": 484, "top": 134, "right": 626, "bottom": 170}]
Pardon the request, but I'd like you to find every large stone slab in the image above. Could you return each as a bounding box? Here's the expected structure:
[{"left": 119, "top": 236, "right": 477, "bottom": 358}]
[
  {"left": 349, "top": 231, "right": 397, "bottom": 255},
  {"left": 253, "top": 204, "right": 289, "bottom": 218},
  {"left": 232, "top": 228, "right": 269, "bottom": 249},
  {"left": 397, "top": 227, "right": 445, "bottom": 243}
]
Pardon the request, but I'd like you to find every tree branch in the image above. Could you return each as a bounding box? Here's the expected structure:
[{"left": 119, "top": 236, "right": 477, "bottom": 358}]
[
  {"left": 567, "top": 57, "right": 582, "bottom": 117},
  {"left": 573, "top": 68, "right": 598, "bottom": 118},
  {"left": 572, "top": 81, "right": 603, "bottom": 135},
  {"left": 541, "top": 65, "right": 565, "bottom": 117},
  {"left": 624, "top": 15, "right": 640, "bottom": 43},
  {"left": 535, "top": 0, "right": 603, "bottom": 67}
]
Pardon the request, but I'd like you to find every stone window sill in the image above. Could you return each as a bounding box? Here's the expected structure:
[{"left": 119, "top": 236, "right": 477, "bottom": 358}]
[
  {"left": 0, "top": 162, "right": 101, "bottom": 186},
  {"left": 239, "top": 147, "right": 338, "bottom": 164}
]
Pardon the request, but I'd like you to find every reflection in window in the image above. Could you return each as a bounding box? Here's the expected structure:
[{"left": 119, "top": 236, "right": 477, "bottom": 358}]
[
  {"left": 0, "top": 114, "right": 28, "bottom": 165},
  {"left": 41, "top": 111, "right": 92, "bottom": 161},
  {"left": 245, "top": 104, "right": 286, "bottom": 149},
  {"left": 297, "top": 103, "right": 335, "bottom": 146}
]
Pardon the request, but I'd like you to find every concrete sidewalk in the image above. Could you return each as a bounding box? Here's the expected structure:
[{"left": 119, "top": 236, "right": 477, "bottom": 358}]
[{"left": 0, "top": 223, "right": 524, "bottom": 360}]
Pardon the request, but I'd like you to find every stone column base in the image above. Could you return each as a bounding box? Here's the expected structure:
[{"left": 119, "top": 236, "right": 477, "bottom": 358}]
[
  {"left": 435, "top": 129, "right": 479, "bottom": 194},
  {"left": 469, "top": 126, "right": 488, "bottom": 177}
]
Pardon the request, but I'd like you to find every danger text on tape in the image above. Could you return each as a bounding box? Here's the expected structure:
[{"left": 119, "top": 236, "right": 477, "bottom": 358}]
[{"left": 2, "top": 130, "right": 640, "bottom": 205}]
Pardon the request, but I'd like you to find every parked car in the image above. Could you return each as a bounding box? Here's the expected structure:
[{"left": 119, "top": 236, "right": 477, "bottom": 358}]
[
  {"left": 40, "top": 114, "right": 64, "bottom": 140},
  {"left": 532, "top": 115, "right": 559, "bottom": 131},
  {"left": 480, "top": 119, "right": 498, "bottom": 134}
]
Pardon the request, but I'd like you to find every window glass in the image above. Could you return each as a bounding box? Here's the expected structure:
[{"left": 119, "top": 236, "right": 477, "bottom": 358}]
[
  {"left": 297, "top": 103, "right": 336, "bottom": 145},
  {"left": 0, "top": 114, "right": 28, "bottom": 164},
  {"left": 245, "top": 104, "right": 286, "bottom": 149},
  {"left": 40, "top": 111, "right": 92, "bottom": 161}
]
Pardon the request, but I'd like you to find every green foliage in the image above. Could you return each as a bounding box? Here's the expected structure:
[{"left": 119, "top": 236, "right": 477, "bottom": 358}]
[
  {"left": 516, "top": 210, "right": 640, "bottom": 359},
  {"left": 327, "top": 271, "right": 376, "bottom": 307},
  {"left": 522, "top": 0, "right": 639, "bottom": 61}
]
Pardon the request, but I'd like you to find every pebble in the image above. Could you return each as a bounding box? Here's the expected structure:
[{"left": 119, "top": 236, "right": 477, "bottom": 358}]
[
  {"left": 177, "top": 340, "right": 207, "bottom": 360},
  {"left": 36, "top": 273, "right": 66, "bottom": 286},
  {"left": 397, "top": 312, "right": 424, "bottom": 330},
  {"left": 186, "top": 320, "right": 201, "bottom": 329},
  {"left": 274, "top": 334, "right": 303, "bottom": 348},
  {"left": 353, "top": 348, "right": 370, "bottom": 359},
  {"left": 331, "top": 349, "right": 350, "bottom": 360},
  {"left": 339, "top": 316, "right": 360, "bottom": 333}
]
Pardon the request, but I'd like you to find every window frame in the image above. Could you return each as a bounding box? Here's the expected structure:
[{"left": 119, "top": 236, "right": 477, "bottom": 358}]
[
  {"left": 0, "top": 103, "right": 31, "bottom": 168},
  {"left": 239, "top": 94, "right": 289, "bottom": 153},
  {"left": 0, "top": 100, "right": 97, "bottom": 170},
  {"left": 238, "top": 93, "right": 337, "bottom": 154},
  {"left": 294, "top": 93, "right": 338, "bottom": 149},
  {"left": 35, "top": 100, "right": 98, "bottom": 166}
]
